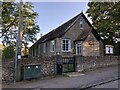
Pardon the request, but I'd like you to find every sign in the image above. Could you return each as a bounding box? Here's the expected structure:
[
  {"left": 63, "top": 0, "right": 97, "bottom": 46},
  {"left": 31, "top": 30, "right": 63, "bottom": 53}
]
[
  {"left": 105, "top": 45, "right": 114, "bottom": 54},
  {"left": 18, "top": 55, "right": 21, "bottom": 59}
]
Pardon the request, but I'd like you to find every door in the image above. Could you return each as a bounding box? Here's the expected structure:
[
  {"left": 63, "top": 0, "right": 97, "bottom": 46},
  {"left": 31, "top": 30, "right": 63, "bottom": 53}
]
[{"left": 57, "top": 63, "right": 62, "bottom": 74}]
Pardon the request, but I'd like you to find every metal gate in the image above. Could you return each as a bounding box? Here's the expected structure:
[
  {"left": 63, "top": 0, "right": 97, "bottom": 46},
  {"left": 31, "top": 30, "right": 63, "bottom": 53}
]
[{"left": 62, "top": 57, "right": 75, "bottom": 73}]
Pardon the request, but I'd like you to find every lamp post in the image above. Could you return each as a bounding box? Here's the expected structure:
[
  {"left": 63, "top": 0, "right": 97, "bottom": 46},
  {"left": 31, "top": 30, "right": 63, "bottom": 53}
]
[{"left": 14, "top": 0, "right": 23, "bottom": 82}]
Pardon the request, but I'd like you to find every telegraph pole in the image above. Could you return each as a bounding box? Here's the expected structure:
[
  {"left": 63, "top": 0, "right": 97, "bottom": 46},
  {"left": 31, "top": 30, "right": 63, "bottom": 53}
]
[{"left": 15, "top": 0, "right": 23, "bottom": 82}]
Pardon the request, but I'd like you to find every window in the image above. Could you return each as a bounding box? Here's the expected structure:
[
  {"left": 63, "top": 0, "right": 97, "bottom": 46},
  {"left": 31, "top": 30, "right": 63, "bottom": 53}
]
[
  {"left": 80, "top": 18, "right": 83, "bottom": 29},
  {"left": 105, "top": 45, "right": 114, "bottom": 54},
  {"left": 50, "top": 40, "right": 55, "bottom": 52},
  {"left": 43, "top": 43, "right": 46, "bottom": 53},
  {"left": 62, "top": 39, "right": 71, "bottom": 52},
  {"left": 39, "top": 45, "right": 40, "bottom": 55},
  {"left": 76, "top": 43, "right": 82, "bottom": 55}
]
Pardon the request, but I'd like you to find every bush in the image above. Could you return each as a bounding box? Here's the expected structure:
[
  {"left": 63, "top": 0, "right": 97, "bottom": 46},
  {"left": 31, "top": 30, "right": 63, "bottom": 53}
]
[{"left": 2, "top": 46, "right": 15, "bottom": 59}]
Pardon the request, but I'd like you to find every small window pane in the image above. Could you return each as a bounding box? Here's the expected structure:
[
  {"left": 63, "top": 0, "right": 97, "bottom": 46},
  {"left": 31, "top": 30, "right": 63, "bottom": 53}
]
[
  {"left": 50, "top": 40, "right": 55, "bottom": 52},
  {"left": 66, "top": 40, "right": 68, "bottom": 43},
  {"left": 62, "top": 39, "right": 71, "bottom": 52},
  {"left": 63, "top": 40, "right": 65, "bottom": 43},
  {"left": 43, "top": 43, "right": 46, "bottom": 53},
  {"left": 80, "top": 18, "right": 83, "bottom": 29},
  {"left": 76, "top": 43, "right": 81, "bottom": 55}
]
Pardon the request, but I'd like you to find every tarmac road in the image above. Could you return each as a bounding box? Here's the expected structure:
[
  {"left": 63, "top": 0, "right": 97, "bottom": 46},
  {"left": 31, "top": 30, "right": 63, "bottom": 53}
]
[{"left": 93, "top": 79, "right": 119, "bottom": 88}]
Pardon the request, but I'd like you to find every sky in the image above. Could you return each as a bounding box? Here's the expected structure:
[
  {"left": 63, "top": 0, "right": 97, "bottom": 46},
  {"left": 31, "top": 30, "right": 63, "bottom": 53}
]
[
  {"left": 33, "top": 2, "right": 90, "bottom": 41},
  {"left": 0, "top": 2, "right": 91, "bottom": 46}
]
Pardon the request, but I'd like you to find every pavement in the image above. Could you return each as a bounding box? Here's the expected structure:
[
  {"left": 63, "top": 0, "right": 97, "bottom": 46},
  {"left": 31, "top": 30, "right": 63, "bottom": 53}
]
[
  {"left": 63, "top": 72, "right": 85, "bottom": 77},
  {"left": 2, "top": 65, "right": 119, "bottom": 89}
]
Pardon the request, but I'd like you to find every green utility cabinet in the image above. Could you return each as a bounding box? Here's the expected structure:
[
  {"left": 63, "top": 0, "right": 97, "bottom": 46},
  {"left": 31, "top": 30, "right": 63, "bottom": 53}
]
[{"left": 23, "top": 64, "right": 41, "bottom": 80}]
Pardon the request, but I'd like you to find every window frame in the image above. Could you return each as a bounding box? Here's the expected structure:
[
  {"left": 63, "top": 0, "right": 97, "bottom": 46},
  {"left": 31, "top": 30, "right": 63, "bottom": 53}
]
[
  {"left": 61, "top": 39, "right": 71, "bottom": 52},
  {"left": 38, "top": 45, "right": 40, "bottom": 55},
  {"left": 105, "top": 45, "right": 114, "bottom": 54},
  {"left": 80, "top": 18, "right": 83, "bottom": 29},
  {"left": 50, "top": 40, "right": 55, "bottom": 52},
  {"left": 76, "top": 43, "right": 82, "bottom": 55},
  {"left": 43, "top": 43, "right": 46, "bottom": 53}
]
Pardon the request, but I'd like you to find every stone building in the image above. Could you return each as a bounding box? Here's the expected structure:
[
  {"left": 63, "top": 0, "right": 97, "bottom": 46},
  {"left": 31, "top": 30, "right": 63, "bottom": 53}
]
[{"left": 29, "top": 12, "right": 103, "bottom": 57}]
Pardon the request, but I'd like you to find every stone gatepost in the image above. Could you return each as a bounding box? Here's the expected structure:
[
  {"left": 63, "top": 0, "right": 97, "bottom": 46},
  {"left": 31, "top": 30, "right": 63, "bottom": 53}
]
[
  {"left": 54, "top": 55, "right": 62, "bottom": 74},
  {"left": 74, "top": 55, "right": 84, "bottom": 72}
]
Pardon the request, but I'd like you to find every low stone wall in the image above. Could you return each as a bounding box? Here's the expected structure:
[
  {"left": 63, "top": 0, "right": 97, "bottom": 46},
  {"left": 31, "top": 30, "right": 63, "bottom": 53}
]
[
  {"left": 2, "top": 56, "right": 56, "bottom": 83},
  {"left": 21, "top": 56, "right": 56, "bottom": 77},
  {"left": 75, "top": 55, "right": 119, "bottom": 72},
  {"left": 2, "top": 55, "right": 119, "bottom": 83},
  {"left": 2, "top": 61, "right": 15, "bottom": 83}
]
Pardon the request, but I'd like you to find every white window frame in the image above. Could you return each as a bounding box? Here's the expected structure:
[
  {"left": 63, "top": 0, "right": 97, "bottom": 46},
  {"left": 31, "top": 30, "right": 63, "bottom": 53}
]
[
  {"left": 80, "top": 18, "right": 83, "bottom": 29},
  {"left": 61, "top": 39, "right": 71, "bottom": 52},
  {"left": 38, "top": 45, "right": 40, "bottom": 55},
  {"left": 50, "top": 40, "right": 55, "bottom": 52},
  {"left": 43, "top": 43, "right": 46, "bottom": 53},
  {"left": 76, "top": 43, "right": 82, "bottom": 55},
  {"left": 105, "top": 45, "right": 114, "bottom": 54}
]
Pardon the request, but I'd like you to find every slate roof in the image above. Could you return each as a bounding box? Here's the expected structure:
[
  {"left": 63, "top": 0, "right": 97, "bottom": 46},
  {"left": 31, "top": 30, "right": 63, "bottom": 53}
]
[
  {"left": 31, "top": 12, "right": 101, "bottom": 48},
  {"left": 75, "top": 29, "right": 91, "bottom": 41},
  {"left": 74, "top": 28, "right": 101, "bottom": 41}
]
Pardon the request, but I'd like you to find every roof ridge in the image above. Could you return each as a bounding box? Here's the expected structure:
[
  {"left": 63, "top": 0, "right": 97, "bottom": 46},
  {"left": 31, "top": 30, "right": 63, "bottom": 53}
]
[
  {"left": 63, "top": 14, "right": 82, "bottom": 34},
  {"left": 31, "top": 12, "right": 100, "bottom": 47},
  {"left": 32, "top": 13, "right": 82, "bottom": 47},
  {"left": 41, "top": 13, "right": 82, "bottom": 38}
]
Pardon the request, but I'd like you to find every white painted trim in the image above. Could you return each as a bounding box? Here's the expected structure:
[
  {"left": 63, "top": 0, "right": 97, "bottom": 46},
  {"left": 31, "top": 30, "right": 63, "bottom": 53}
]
[
  {"left": 80, "top": 18, "right": 84, "bottom": 29},
  {"left": 50, "top": 40, "right": 55, "bottom": 52},
  {"left": 76, "top": 43, "right": 82, "bottom": 55},
  {"left": 61, "top": 39, "right": 71, "bottom": 52},
  {"left": 43, "top": 43, "right": 46, "bottom": 53},
  {"left": 64, "top": 14, "right": 81, "bottom": 33}
]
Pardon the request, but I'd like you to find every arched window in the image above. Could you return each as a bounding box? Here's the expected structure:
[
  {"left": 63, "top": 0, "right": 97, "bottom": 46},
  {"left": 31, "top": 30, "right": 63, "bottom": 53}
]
[{"left": 80, "top": 18, "right": 83, "bottom": 29}]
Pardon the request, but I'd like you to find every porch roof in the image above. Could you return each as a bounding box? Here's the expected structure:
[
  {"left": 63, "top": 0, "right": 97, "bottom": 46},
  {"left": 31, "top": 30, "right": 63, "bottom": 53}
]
[{"left": 74, "top": 28, "right": 101, "bottom": 42}]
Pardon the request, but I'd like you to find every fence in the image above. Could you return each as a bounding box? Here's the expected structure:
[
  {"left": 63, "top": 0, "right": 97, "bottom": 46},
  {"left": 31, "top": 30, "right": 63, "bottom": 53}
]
[{"left": 62, "top": 57, "right": 75, "bottom": 73}]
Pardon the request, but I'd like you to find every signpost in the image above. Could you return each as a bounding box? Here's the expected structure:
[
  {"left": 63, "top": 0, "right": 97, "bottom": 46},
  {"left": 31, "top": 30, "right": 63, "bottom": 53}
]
[{"left": 14, "top": 0, "right": 23, "bottom": 82}]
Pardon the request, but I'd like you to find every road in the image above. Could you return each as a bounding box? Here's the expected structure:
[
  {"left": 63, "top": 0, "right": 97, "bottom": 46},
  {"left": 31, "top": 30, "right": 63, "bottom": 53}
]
[
  {"left": 93, "top": 79, "right": 119, "bottom": 88},
  {"left": 2, "top": 65, "right": 119, "bottom": 89}
]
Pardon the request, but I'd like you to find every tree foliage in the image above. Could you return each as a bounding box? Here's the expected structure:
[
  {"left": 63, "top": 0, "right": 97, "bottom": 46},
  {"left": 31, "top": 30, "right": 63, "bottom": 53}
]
[
  {"left": 2, "top": 46, "right": 15, "bottom": 59},
  {"left": 86, "top": 2, "right": 120, "bottom": 44},
  {"left": 1, "top": 2, "right": 40, "bottom": 48}
]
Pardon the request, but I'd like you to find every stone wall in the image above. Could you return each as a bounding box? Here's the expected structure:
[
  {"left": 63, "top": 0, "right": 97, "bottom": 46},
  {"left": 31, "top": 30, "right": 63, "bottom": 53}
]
[
  {"left": 2, "top": 56, "right": 56, "bottom": 83},
  {"left": 21, "top": 56, "right": 56, "bottom": 77},
  {"left": 75, "top": 55, "right": 119, "bottom": 72},
  {"left": 2, "top": 55, "right": 119, "bottom": 83},
  {"left": 2, "top": 61, "right": 15, "bottom": 83},
  {"left": 82, "top": 33, "right": 101, "bottom": 56}
]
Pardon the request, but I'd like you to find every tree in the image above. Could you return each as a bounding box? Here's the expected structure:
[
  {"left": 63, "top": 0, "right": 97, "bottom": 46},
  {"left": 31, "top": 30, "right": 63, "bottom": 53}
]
[
  {"left": 1, "top": 2, "right": 40, "bottom": 50},
  {"left": 2, "top": 46, "right": 15, "bottom": 59},
  {"left": 86, "top": 2, "right": 120, "bottom": 45}
]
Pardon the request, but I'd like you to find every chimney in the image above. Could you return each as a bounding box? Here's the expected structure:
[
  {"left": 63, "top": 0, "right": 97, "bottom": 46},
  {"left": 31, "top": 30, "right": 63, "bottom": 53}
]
[{"left": 40, "top": 33, "right": 43, "bottom": 38}]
